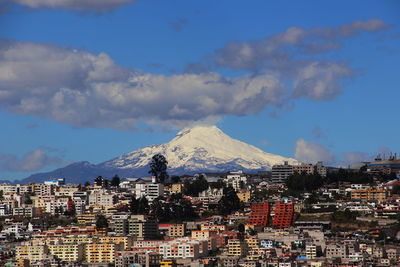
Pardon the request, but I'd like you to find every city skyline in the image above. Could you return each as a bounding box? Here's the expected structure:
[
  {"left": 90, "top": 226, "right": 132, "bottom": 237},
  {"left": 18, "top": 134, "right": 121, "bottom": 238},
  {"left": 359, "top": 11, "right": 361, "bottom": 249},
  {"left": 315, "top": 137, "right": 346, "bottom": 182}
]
[{"left": 1, "top": 0, "right": 400, "bottom": 180}]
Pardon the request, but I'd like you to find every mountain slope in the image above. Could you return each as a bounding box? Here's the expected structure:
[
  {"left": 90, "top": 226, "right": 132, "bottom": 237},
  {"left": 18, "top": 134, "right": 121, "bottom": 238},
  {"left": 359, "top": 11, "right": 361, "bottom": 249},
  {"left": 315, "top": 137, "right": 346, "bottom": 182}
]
[
  {"left": 100, "top": 125, "right": 296, "bottom": 172},
  {"left": 19, "top": 125, "right": 296, "bottom": 183}
]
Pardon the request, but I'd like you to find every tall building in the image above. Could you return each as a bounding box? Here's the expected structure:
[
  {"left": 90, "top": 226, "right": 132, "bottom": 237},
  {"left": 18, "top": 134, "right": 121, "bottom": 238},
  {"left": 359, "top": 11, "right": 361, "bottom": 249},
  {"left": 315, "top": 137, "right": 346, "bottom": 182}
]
[
  {"left": 272, "top": 202, "right": 295, "bottom": 229},
  {"left": 271, "top": 162, "right": 293, "bottom": 184},
  {"left": 248, "top": 202, "right": 270, "bottom": 227},
  {"left": 114, "top": 215, "right": 158, "bottom": 240},
  {"left": 135, "top": 181, "right": 164, "bottom": 203}
]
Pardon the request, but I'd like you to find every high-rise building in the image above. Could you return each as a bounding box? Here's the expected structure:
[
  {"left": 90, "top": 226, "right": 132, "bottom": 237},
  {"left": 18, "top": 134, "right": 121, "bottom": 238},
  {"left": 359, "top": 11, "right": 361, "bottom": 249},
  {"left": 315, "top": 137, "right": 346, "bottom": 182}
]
[
  {"left": 272, "top": 202, "right": 295, "bottom": 229},
  {"left": 271, "top": 162, "right": 293, "bottom": 184},
  {"left": 248, "top": 202, "right": 270, "bottom": 227}
]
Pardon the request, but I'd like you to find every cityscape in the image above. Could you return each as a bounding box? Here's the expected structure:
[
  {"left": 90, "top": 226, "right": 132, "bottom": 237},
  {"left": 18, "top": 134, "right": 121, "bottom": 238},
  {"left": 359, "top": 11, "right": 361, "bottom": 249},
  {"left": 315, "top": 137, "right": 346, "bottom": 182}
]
[
  {"left": 1, "top": 0, "right": 400, "bottom": 267},
  {"left": 1, "top": 151, "right": 400, "bottom": 266}
]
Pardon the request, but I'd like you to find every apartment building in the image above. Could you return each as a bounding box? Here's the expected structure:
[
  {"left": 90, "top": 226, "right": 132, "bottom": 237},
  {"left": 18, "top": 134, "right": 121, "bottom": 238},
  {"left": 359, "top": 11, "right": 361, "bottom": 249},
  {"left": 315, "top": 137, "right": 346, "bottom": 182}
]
[
  {"left": 115, "top": 251, "right": 163, "bottom": 267},
  {"left": 88, "top": 190, "right": 116, "bottom": 207},
  {"left": 306, "top": 244, "right": 317, "bottom": 259},
  {"left": 168, "top": 224, "right": 186, "bottom": 237},
  {"left": 200, "top": 225, "right": 226, "bottom": 232},
  {"left": 159, "top": 240, "right": 200, "bottom": 259},
  {"left": 237, "top": 190, "right": 251, "bottom": 203},
  {"left": 272, "top": 202, "right": 295, "bottom": 229},
  {"left": 171, "top": 183, "right": 184, "bottom": 194},
  {"left": 13, "top": 206, "right": 37, "bottom": 217},
  {"left": 225, "top": 171, "right": 248, "bottom": 191},
  {"left": 98, "top": 236, "right": 133, "bottom": 250},
  {"left": 271, "top": 162, "right": 294, "bottom": 184},
  {"left": 228, "top": 239, "right": 248, "bottom": 257},
  {"left": 351, "top": 187, "right": 388, "bottom": 202},
  {"left": 16, "top": 243, "right": 48, "bottom": 263},
  {"left": 47, "top": 243, "right": 85, "bottom": 262},
  {"left": 135, "top": 182, "right": 164, "bottom": 203},
  {"left": 114, "top": 215, "right": 158, "bottom": 239},
  {"left": 85, "top": 243, "right": 123, "bottom": 264},
  {"left": 248, "top": 202, "right": 270, "bottom": 227}
]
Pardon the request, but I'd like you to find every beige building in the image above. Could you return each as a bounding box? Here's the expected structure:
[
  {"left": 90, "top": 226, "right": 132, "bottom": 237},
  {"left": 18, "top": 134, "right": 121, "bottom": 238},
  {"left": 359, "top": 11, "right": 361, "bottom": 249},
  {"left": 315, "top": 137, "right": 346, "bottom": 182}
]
[
  {"left": 168, "top": 224, "right": 186, "bottom": 237},
  {"left": 236, "top": 190, "right": 251, "bottom": 203},
  {"left": 85, "top": 243, "right": 122, "bottom": 264},
  {"left": 171, "top": 183, "right": 184, "bottom": 194},
  {"left": 228, "top": 239, "right": 248, "bottom": 257},
  {"left": 306, "top": 244, "right": 317, "bottom": 259},
  {"left": 16, "top": 243, "right": 49, "bottom": 263},
  {"left": 351, "top": 187, "right": 388, "bottom": 202},
  {"left": 47, "top": 243, "right": 85, "bottom": 262}
]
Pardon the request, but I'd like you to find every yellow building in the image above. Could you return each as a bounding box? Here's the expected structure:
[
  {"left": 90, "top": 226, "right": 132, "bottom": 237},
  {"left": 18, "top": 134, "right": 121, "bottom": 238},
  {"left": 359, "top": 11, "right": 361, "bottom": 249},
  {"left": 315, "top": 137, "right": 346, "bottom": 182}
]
[
  {"left": 16, "top": 243, "right": 48, "bottom": 263},
  {"left": 171, "top": 183, "right": 184, "bottom": 194},
  {"left": 63, "top": 235, "right": 94, "bottom": 245},
  {"left": 168, "top": 224, "right": 186, "bottom": 237},
  {"left": 77, "top": 213, "right": 97, "bottom": 225},
  {"left": 228, "top": 239, "right": 248, "bottom": 257},
  {"left": 98, "top": 236, "right": 132, "bottom": 250},
  {"left": 85, "top": 243, "right": 122, "bottom": 263},
  {"left": 236, "top": 190, "right": 251, "bottom": 203},
  {"left": 351, "top": 187, "right": 387, "bottom": 202},
  {"left": 47, "top": 243, "right": 85, "bottom": 262},
  {"left": 191, "top": 230, "right": 213, "bottom": 239},
  {"left": 160, "top": 260, "right": 176, "bottom": 267}
]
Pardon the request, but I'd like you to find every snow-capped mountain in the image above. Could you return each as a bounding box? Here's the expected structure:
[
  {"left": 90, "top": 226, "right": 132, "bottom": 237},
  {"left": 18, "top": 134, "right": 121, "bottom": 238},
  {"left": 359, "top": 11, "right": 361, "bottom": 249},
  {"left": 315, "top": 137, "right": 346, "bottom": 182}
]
[
  {"left": 19, "top": 125, "right": 296, "bottom": 184},
  {"left": 100, "top": 125, "right": 296, "bottom": 172}
]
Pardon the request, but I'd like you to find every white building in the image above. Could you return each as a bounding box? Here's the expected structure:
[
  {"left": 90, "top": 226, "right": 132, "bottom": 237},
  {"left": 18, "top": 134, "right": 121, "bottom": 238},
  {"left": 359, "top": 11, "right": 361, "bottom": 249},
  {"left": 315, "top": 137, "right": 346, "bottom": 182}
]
[
  {"left": 134, "top": 180, "right": 164, "bottom": 203},
  {"left": 225, "top": 171, "right": 248, "bottom": 191}
]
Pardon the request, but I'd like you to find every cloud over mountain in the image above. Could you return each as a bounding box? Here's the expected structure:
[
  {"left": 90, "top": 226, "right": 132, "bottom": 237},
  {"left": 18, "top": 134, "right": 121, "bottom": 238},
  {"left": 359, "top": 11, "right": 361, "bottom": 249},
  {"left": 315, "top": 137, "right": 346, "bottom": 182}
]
[{"left": 0, "top": 149, "right": 62, "bottom": 172}]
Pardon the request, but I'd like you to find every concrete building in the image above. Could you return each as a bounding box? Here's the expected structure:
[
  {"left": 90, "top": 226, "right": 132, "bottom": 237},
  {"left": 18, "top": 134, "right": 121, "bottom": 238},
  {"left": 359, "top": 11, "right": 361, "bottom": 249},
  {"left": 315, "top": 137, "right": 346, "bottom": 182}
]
[
  {"left": 47, "top": 243, "right": 85, "bottom": 262},
  {"left": 16, "top": 243, "right": 49, "bottom": 264},
  {"left": 271, "top": 162, "right": 293, "bottom": 184},
  {"left": 271, "top": 202, "right": 295, "bottom": 229},
  {"left": 135, "top": 181, "right": 164, "bottom": 203},
  {"left": 248, "top": 202, "right": 270, "bottom": 227},
  {"left": 168, "top": 224, "right": 186, "bottom": 237},
  {"left": 228, "top": 239, "right": 248, "bottom": 257},
  {"left": 351, "top": 187, "right": 387, "bottom": 202},
  {"left": 306, "top": 244, "right": 317, "bottom": 259},
  {"left": 114, "top": 215, "right": 158, "bottom": 240},
  {"left": 84, "top": 243, "right": 122, "bottom": 264}
]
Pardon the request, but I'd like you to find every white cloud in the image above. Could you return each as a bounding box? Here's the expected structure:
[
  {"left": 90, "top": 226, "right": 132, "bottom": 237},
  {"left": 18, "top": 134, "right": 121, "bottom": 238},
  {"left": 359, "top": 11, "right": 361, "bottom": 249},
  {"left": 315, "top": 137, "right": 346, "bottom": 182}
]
[
  {"left": 294, "top": 139, "right": 334, "bottom": 164},
  {"left": 7, "top": 0, "right": 134, "bottom": 12},
  {"left": 0, "top": 40, "right": 302, "bottom": 130},
  {"left": 343, "top": 152, "right": 371, "bottom": 165},
  {"left": 0, "top": 149, "right": 62, "bottom": 172},
  {"left": 0, "top": 18, "right": 390, "bottom": 131},
  {"left": 196, "top": 19, "right": 389, "bottom": 101}
]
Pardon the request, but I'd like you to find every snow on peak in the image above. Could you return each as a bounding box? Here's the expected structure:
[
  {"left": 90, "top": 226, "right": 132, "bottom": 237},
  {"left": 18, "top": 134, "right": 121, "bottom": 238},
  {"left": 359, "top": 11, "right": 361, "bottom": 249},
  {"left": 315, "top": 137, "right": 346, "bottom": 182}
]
[{"left": 101, "top": 125, "right": 297, "bottom": 172}]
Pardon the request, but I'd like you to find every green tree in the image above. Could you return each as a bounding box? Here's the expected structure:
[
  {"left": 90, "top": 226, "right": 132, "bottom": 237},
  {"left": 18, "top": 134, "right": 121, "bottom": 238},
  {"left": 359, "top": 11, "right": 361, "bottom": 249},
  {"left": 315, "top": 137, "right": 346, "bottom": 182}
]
[
  {"left": 171, "top": 176, "right": 181, "bottom": 183},
  {"left": 218, "top": 186, "right": 241, "bottom": 215},
  {"left": 238, "top": 223, "right": 245, "bottom": 233},
  {"left": 149, "top": 154, "right": 169, "bottom": 183},
  {"left": 137, "top": 197, "right": 149, "bottom": 215},
  {"left": 24, "top": 194, "right": 33, "bottom": 205},
  {"left": 110, "top": 175, "right": 121, "bottom": 187},
  {"left": 84, "top": 181, "right": 90, "bottom": 187},
  {"left": 184, "top": 175, "right": 209, "bottom": 197},
  {"left": 96, "top": 215, "right": 109, "bottom": 230}
]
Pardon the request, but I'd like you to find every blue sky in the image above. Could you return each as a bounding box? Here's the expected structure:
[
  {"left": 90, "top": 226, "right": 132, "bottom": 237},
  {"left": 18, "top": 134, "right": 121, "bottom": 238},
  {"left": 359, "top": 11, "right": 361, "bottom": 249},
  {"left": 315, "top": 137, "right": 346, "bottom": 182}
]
[{"left": 0, "top": 0, "right": 399, "bottom": 180}]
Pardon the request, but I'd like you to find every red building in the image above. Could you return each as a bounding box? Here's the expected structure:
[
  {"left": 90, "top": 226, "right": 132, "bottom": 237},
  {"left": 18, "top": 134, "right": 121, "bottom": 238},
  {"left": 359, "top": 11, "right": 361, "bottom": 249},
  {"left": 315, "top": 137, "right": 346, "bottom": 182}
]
[
  {"left": 272, "top": 202, "right": 294, "bottom": 229},
  {"left": 248, "top": 202, "right": 270, "bottom": 226}
]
